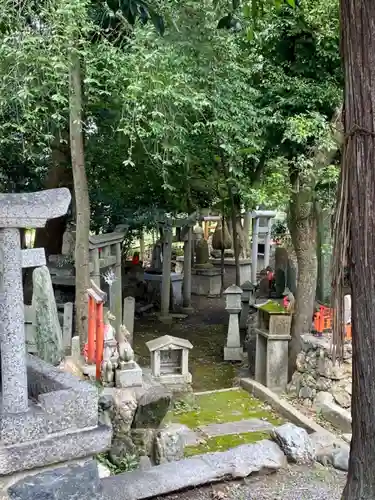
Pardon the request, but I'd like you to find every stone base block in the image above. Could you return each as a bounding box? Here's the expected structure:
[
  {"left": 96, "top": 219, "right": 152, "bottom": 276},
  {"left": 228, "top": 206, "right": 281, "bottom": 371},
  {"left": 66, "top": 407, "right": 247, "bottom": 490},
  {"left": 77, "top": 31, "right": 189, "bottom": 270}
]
[
  {"left": 191, "top": 269, "right": 221, "bottom": 297},
  {"left": 255, "top": 328, "right": 290, "bottom": 393},
  {"left": 156, "top": 372, "right": 192, "bottom": 386},
  {"left": 7, "top": 459, "right": 103, "bottom": 500},
  {"left": 224, "top": 346, "right": 243, "bottom": 361},
  {"left": 0, "top": 403, "right": 47, "bottom": 446},
  {"left": 0, "top": 424, "right": 111, "bottom": 476},
  {"left": 116, "top": 362, "right": 143, "bottom": 388},
  {"left": 210, "top": 258, "right": 251, "bottom": 285}
]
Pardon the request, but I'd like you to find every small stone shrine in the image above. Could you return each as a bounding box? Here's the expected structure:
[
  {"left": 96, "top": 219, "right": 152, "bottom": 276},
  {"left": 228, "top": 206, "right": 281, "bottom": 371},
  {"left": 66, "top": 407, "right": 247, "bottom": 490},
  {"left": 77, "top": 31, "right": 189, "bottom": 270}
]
[
  {"left": 223, "top": 285, "right": 243, "bottom": 361},
  {"left": 146, "top": 335, "right": 193, "bottom": 387},
  {"left": 0, "top": 188, "right": 111, "bottom": 481},
  {"left": 254, "top": 300, "right": 292, "bottom": 392}
]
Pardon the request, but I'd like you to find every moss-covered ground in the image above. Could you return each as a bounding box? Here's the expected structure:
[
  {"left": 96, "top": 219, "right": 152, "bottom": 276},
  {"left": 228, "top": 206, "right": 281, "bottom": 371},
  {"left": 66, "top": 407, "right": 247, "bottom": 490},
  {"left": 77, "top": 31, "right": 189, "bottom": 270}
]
[
  {"left": 132, "top": 296, "right": 284, "bottom": 456},
  {"left": 165, "top": 389, "right": 284, "bottom": 456},
  {"left": 184, "top": 432, "right": 271, "bottom": 456}
]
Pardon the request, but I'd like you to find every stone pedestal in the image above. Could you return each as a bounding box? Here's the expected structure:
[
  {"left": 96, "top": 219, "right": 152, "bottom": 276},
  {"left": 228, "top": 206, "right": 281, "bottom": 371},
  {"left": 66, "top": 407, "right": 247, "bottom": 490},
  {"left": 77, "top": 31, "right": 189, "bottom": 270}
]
[
  {"left": 144, "top": 272, "right": 183, "bottom": 312},
  {"left": 191, "top": 268, "right": 221, "bottom": 297},
  {"left": 223, "top": 285, "right": 243, "bottom": 361},
  {"left": 255, "top": 329, "right": 291, "bottom": 393},
  {"left": 116, "top": 361, "right": 143, "bottom": 388},
  {"left": 210, "top": 258, "right": 251, "bottom": 285}
]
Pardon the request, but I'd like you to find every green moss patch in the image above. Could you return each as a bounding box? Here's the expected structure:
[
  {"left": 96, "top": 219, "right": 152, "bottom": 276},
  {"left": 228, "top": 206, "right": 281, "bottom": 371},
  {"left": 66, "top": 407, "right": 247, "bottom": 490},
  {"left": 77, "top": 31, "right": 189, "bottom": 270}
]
[
  {"left": 167, "top": 389, "right": 284, "bottom": 427},
  {"left": 184, "top": 431, "right": 271, "bottom": 457},
  {"left": 259, "top": 301, "right": 288, "bottom": 314}
]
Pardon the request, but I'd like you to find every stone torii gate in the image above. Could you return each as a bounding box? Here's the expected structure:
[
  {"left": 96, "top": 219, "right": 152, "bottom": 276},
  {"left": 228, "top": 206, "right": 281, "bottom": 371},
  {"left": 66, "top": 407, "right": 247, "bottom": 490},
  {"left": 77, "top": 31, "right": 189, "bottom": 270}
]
[{"left": 0, "top": 188, "right": 71, "bottom": 414}]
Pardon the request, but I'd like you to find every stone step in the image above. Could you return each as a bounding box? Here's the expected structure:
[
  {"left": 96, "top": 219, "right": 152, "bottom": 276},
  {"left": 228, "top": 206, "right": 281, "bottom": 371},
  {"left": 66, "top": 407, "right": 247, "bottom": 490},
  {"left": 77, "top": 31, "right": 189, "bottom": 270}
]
[
  {"left": 101, "top": 439, "right": 286, "bottom": 500},
  {"left": 198, "top": 418, "right": 275, "bottom": 438}
]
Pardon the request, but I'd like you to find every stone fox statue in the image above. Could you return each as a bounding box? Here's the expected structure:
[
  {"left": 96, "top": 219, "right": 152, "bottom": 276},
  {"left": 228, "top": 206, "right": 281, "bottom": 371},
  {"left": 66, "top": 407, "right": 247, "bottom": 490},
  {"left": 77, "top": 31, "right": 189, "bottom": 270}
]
[{"left": 117, "top": 324, "right": 134, "bottom": 367}]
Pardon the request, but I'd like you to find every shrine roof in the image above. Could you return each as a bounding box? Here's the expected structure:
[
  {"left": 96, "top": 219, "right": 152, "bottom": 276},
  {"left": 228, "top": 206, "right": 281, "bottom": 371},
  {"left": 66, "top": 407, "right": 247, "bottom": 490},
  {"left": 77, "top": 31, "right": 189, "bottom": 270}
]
[{"left": 146, "top": 335, "right": 193, "bottom": 352}]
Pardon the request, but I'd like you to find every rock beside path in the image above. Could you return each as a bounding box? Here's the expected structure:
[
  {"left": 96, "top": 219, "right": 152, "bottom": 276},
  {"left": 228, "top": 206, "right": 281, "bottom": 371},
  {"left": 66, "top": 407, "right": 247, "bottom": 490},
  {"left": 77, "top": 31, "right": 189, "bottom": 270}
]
[{"left": 271, "top": 423, "right": 315, "bottom": 464}]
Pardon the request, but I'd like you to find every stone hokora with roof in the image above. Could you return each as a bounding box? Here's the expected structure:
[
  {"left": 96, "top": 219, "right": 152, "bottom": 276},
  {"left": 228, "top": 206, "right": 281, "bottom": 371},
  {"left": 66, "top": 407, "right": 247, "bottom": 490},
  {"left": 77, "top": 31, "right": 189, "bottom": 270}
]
[{"left": 146, "top": 334, "right": 193, "bottom": 386}]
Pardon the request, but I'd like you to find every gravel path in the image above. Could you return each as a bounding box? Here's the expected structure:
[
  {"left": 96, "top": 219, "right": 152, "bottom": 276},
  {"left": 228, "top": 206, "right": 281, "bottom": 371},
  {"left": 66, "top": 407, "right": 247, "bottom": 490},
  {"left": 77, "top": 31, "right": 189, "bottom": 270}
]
[{"left": 160, "top": 464, "right": 346, "bottom": 500}]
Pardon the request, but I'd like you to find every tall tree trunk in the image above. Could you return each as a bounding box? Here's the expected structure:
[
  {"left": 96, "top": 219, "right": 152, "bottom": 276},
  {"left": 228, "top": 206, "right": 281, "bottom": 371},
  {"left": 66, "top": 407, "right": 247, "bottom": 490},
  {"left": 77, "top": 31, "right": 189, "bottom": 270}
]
[
  {"left": 339, "top": 0, "right": 375, "bottom": 496},
  {"left": 288, "top": 183, "right": 317, "bottom": 378},
  {"left": 70, "top": 53, "right": 90, "bottom": 349}
]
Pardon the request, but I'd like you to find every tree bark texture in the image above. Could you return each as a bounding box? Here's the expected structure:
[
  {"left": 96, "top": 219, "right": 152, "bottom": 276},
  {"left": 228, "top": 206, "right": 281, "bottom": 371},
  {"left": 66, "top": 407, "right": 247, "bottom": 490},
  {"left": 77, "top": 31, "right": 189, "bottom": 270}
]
[
  {"left": 33, "top": 139, "right": 73, "bottom": 256},
  {"left": 70, "top": 54, "right": 90, "bottom": 350},
  {"left": 288, "top": 184, "right": 317, "bottom": 379},
  {"left": 340, "top": 0, "right": 375, "bottom": 497}
]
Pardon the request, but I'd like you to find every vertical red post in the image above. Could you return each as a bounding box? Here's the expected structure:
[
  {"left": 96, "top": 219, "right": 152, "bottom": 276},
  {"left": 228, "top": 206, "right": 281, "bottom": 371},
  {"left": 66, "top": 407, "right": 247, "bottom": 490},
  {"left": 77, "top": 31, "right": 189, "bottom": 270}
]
[
  {"left": 96, "top": 302, "right": 104, "bottom": 380},
  {"left": 87, "top": 296, "right": 96, "bottom": 364}
]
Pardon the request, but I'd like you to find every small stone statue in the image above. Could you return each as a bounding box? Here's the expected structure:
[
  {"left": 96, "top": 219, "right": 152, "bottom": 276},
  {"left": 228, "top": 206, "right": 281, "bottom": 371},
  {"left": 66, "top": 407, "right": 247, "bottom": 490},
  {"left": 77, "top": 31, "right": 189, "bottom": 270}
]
[
  {"left": 101, "top": 311, "right": 119, "bottom": 386},
  {"left": 212, "top": 220, "right": 232, "bottom": 251},
  {"left": 150, "top": 240, "right": 163, "bottom": 273},
  {"left": 61, "top": 221, "right": 76, "bottom": 258},
  {"left": 117, "top": 324, "right": 135, "bottom": 369},
  {"left": 194, "top": 226, "right": 212, "bottom": 269}
]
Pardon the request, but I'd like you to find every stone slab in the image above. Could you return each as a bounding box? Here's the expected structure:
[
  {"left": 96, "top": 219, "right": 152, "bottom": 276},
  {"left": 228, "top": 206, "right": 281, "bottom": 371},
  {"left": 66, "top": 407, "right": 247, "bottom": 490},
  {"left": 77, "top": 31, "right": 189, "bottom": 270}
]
[
  {"left": 0, "top": 402, "right": 47, "bottom": 445},
  {"left": 0, "top": 188, "right": 71, "bottom": 228},
  {"left": 0, "top": 424, "right": 111, "bottom": 476},
  {"left": 8, "top": 459, "right": 103, "bottom": 500},
  {"left": 160, "top": 424, "right": 202, "bottom": 447},
  {"left": 199, "top": 418, "right": 274, "bottom": 437},
  {"left": 116, "top": 364, "right": 143, "bottom": 388},
  {"left": 21, "top": 248, "right": 46, "bottom": 268},
  {"left": 101, "top": 439, "right": 286, "bottom": 500},
  {"left": 39, "top": 387, "right": 98, "bottom": 433},
  {"left": 316, "top": 395, "right": 352, "bottom": 433},
  {"left": 224, "top": 346, "right": 243, "bottom": 361},
  {"left": 62, "top": 302, "right": 74, "bottom": 352}
]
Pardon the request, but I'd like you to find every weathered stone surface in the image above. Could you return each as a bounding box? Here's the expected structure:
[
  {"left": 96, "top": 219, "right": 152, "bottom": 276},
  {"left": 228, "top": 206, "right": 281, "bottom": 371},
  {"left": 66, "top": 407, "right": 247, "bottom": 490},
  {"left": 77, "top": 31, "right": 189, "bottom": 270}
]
[
  {"left": 155, "top": 425, "right": 185, "bottom": 464},
  {"left": 8, "top": 460, "right": 103, "bottom": 500},
  {"left": 332, "top": 447, "right": 349, "bottom": 471},
  {"left": 138, "top": 455, "right": 153, "bottom": 470},
  {"left": 271, "top": 423, "right": 315, "bottom": 464},
  {"left": 0, "top": 188, "right": 71, "bottom": 228},
  {"left": 131, "top": 387, "right": 171, "bottom": 429},
  {"left": 111, "top": 389, "right": 138, "bottom": 434},
  {"left": 0, "top": 424, "right": 112, "bottom": 476},
  {"left": 109, "top": 434, "right": 137, "bottom": 466},
  {"left": 32, "top": 265, "right": 64, "bottom": 365},
  {"left": 101, "top": 440, "right": 287, "bottom": 500},
  {"left": 315, "top": 392, "right": 352, "bottom": 433},
  {"left": 199, "top": 419, "right": 274, "bottom": 437}
]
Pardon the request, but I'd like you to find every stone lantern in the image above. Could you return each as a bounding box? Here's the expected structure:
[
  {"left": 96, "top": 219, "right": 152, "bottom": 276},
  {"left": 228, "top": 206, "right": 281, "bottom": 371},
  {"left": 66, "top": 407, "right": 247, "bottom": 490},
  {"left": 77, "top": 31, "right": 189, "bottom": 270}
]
[{"left": 223, "top": 285, "right": 243, "bottom": 361}]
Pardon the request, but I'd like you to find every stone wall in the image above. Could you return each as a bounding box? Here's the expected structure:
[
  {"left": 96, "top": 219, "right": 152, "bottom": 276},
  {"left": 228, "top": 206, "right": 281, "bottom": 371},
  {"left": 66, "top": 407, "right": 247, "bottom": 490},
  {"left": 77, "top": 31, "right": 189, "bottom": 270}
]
[{"left": 287, "top": 334, "right": 352, "bottom": 410}]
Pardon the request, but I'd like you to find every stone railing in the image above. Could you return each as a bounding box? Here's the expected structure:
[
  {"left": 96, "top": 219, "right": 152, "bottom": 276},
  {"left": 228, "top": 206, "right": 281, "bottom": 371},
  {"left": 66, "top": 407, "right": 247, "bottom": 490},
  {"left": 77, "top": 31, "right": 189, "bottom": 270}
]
[{"left": 287, "top": 334, "right": 352, "bottom": 410}]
